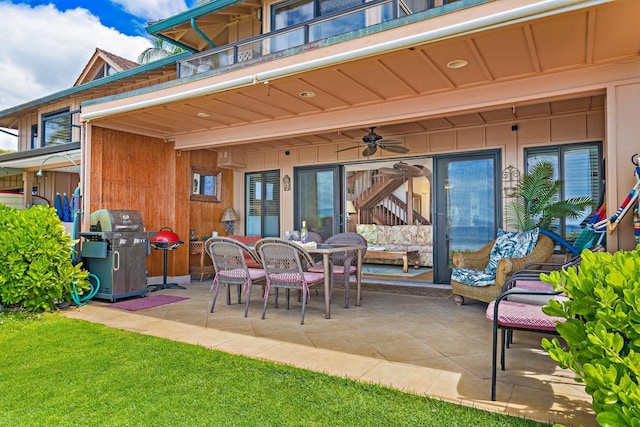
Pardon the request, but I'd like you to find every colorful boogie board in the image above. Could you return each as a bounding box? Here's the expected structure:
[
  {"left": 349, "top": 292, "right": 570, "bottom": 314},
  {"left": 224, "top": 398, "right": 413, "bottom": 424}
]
[{"left": 0, "top": 191, "right": 50, "bottom": 209}]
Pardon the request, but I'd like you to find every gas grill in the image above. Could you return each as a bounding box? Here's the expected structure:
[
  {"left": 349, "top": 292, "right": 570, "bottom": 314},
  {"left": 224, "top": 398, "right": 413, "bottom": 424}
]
[{"left": 80, "top": 210, "right": 149, "bottom": 302}]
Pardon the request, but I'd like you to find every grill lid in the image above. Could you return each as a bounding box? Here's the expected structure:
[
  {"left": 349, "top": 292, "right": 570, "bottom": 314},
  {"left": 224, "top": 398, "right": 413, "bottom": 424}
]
[
  {"left": 150, "top": 227, "right": 182, "bottom": 244},
  {"left": 89, "top": 210, "right": 144, "bottom": 232}
]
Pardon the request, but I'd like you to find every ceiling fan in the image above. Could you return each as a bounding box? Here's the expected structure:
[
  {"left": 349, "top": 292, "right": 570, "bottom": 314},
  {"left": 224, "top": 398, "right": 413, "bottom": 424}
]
[
  {"left": 336, "top": 127, "right": 409, "bottom": 157},
  {"left": 377, "top": 162, "right": 432, "bottom": 179}
]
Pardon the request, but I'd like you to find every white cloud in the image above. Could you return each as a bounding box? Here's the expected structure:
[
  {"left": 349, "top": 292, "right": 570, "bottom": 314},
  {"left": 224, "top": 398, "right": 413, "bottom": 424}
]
[
  {"left": 110, "top": 0, "right": 189, "bottom": 22},
  {"left": 0, "top": 2, "right": 155, "bottom": 151}
]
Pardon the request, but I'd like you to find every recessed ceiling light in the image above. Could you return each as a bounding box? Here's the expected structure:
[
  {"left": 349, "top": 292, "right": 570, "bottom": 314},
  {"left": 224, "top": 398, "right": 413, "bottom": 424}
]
[
  {"left": 299, "top": 91, "right": 316, "bottom": 98},
  {"left": 447, "top": 59, "right": 468, "bottom": 69},
  {"left": 196, "top": 112, "right": 210, "bottom": 118}
]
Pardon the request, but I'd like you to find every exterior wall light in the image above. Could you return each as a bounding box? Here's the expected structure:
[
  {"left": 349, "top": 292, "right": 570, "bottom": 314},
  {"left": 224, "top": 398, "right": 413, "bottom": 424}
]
[{"left": 502, "top": 165, "right": 521, "bottom": 198}]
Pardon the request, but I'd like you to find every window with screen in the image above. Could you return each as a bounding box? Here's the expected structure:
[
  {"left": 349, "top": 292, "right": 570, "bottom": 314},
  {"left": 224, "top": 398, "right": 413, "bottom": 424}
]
[
  {"left": 525, "top": 142, "right": 603, "bottom": 243},
  {"left": 245, "top": 170, "right": 280, "bottom": 237}
]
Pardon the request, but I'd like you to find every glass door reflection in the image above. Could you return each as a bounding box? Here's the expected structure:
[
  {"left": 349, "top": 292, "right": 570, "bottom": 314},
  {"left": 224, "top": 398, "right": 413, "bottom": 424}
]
[
  {"left": 434, "top": 152, "right": 500, "bottom": 283},
  {"left": 294, "top": 165, "right": 342, "bottom": 241}
]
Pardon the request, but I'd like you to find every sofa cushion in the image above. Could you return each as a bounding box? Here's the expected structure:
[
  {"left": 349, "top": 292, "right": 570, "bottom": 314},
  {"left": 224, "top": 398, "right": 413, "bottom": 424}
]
[
  {"left": 356, "top": 224, "right": 377, "bottom": 244},
  {"left": 415, "top": 225, "right": 432, "bottom": 246},
  {"left": 227, "top": 235, "right": 262, "bottom": 268},
  {"left": 376, "top": 225, "right": 392, "bottom": 245},
  {"left": 389, "top": 225, "right": 417, "bottom": 245},
  {"left": 356, "top": 224, "right": 433, "bottom": 267},
  {"left": 451, "top": 267, "right": 496, "bottom": 287},
  {"left": 484, "top": 228, "right": 539, "bottom": 274}
]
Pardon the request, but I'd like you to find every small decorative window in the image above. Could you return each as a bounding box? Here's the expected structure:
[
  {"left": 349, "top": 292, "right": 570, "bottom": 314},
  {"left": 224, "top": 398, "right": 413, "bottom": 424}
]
[
  {"left": 92, "top": 64, "right": 117, "bottom": 81},
  {"left": 191, "top": 167, "right": 222, "bottom": 202},
  {"left": 41, "top": 109, "right": 72, "bottom": 147}
]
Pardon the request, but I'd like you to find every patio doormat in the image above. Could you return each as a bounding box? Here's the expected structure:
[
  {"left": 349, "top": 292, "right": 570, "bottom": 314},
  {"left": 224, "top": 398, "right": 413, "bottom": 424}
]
[
  {"left": 110, "top": 295, "right": 190, "bottom": 311},
  {"left": 362, "top": 264, "right": 431, "bottom": 277}
]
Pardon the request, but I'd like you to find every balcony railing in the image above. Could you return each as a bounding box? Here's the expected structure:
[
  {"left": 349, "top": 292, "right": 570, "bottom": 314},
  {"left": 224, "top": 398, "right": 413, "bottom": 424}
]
[{"left": 178, "top": 0, "right": 467, "bottom": 78}]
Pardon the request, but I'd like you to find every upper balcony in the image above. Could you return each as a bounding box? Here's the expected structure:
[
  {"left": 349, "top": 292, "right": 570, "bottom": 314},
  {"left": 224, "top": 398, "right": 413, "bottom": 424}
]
[{"left": 175, "top": 0, "right": 479, "bottom": 79}]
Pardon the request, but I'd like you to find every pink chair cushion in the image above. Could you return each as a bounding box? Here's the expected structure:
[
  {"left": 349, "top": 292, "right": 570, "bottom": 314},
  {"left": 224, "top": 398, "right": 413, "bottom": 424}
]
[
  {"left": 507, "top": 280, "right": 568, "bottom": 305},
  {"left": 512, "top": 279, "right": 553, "bottom": 292},
  {"left": 247, "top": 268, "right": 267, "bottom": 280},
  {"left": 269, "top": 272, "right": 324, "bottom": 283},
  {"left": 218, "top": 268, "right": 266, "bottom": 280},
  {"left": 486, "top": 300, "right": 565, "bottom": 332}
]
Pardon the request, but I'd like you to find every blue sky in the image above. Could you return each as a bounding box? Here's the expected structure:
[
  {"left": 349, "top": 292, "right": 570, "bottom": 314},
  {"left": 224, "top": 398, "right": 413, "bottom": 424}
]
[
  {"left": 14, "top": 1, "right": 147, "bottom": 36},
  {"left": 0, "top": 0, "right": 199, "bottom": 150},
  {"left": 12, "top": 0, "right": 194, "bottom": 35}
]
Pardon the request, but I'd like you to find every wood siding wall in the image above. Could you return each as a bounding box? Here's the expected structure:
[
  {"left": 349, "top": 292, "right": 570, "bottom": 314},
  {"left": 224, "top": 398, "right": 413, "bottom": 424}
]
[
  {"left": 89, "top": 127, "right": 232, "bottom": 277},
  {"left": 188, "top": 149, "right": 233, "bottom": 241}
]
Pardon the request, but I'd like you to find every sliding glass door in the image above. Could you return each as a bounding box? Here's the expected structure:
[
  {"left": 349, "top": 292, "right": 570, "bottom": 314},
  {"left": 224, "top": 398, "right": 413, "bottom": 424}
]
[
  {"left": 294, "top": 165, "right": 343, "bottom": 241},
  {"left": 433, "top": 152, "right": 500, "bottom": 283}
]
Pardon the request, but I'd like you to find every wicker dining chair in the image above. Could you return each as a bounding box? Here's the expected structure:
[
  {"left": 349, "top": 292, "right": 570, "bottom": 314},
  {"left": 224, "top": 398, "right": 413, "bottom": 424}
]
[
  {"left": 256, "top": 239, "right": 324, "bottom": 325},
  {"left": 307, "top": 231, "right": 324, "bottom": 244},
  {"left": 205, "top": 237, "right": 266, "bottom": 317},
  {"left": 308, "top": 232, "right": 367, "bottom": 308}
]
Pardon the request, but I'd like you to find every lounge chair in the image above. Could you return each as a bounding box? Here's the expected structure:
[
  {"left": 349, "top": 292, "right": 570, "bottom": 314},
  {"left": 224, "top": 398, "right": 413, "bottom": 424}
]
[{"left": 450, "top": 229, "right": 554, "bottom": 305}]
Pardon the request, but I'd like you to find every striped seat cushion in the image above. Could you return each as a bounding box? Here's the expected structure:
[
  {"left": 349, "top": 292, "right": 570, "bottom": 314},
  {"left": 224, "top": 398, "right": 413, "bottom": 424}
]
[
  {"left": 219, "top": 268, "right": 266, "bottom": 280},
  {"left": 506, "top": 280, "right": 569, "bottom": 305},
  {"left": 511, "top": 279, "right": 553, "bottom": 292},
  {"left": 269, "top": 272, "right": 324, "bottom": 283},
  {"left": 486, "top": 300, "right": 565, "bottom": 331}
]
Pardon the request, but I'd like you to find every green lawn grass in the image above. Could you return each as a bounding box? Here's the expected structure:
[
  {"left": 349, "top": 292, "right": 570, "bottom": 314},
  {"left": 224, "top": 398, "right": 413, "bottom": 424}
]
[{"left": 0, "top": 312, "right": 548, "bottom": 426}]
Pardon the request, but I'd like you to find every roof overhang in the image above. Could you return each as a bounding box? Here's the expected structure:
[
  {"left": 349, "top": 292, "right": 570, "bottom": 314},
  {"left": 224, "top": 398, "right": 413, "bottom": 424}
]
[
  {"left": 0, "top": 53, "right": 190, "bottom": 129},
  {"left": 0, "top": 143, "right": 81, "bottom": 174},
  {"left": 146, "top": 0, "right": 257, "bottom": 52},
  {"left": 81, "top": 0, "right": 619, "bottom": 125}
]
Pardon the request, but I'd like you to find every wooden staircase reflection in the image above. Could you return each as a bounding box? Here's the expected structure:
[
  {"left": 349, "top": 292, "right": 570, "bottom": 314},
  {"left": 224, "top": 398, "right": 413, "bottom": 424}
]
[{"left": 347, "top": 170, "right": 430, "bottom": 226}]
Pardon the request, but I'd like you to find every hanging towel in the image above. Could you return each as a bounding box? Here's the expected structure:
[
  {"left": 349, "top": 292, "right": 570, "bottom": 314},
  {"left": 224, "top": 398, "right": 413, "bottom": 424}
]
[
  {"left": 62, "top": 193, "right": 72, "bottom": 222},
  {"left": 54, "top": 193, "right": 63, "bottom": 220}
]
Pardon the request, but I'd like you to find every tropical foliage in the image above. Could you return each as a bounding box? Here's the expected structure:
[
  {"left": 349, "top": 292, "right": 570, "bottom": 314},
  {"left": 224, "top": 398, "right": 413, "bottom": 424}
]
[
  {"left": 542, "top": 248, "right": 640, "bottom": 427},
  {"left": 0, "top": 205, "right": 89, "bottom": 312},
  {"left": 137, "top": 37, "right": 186, "bottom": 64},
  {"left": 506, "top": 160, "right": 592, "bottom": 232}
]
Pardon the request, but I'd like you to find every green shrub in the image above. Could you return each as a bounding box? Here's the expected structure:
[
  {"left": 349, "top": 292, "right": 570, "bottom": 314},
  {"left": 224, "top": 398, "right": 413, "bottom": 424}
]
[
  {"left": 541, "top": 248, "right": 640, "bottom": 427},
  {"left": 0, "top": 205, "right": 89, "bottom": 312}
]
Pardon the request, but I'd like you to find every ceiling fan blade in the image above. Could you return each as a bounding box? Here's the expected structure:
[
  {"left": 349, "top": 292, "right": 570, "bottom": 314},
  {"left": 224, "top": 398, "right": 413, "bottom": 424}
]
[
  {"left": 415, "top": 165, "right": 432, "bottom": 178},
  {"left": 394, "top": 162, "right": 421, "bottom": 174},
  {"left": 378, "top": 139, "right": 403, "bottom": 145},
  {"left": 362, "top": 146, "right": 377, "bottom": 157},
  {"left": 380, "top": 144, "right": 409, "bottom": 154},
  {"left": 335, "top": 145, "right": 360, "bottom": 153}
]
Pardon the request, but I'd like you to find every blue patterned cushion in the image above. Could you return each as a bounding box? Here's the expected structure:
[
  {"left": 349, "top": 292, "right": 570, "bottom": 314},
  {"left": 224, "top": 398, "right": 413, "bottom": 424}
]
[
  {"left": 451, "top": 267, "right": 497, "bottom": 287},
  {"left": 484, "top": 228, "right": 539, "bottom": 274}
]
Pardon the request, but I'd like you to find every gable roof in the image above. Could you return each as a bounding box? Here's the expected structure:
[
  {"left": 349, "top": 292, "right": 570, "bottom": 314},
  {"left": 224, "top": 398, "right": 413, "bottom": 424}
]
[
  {"left": 0, "top": 52, "right": 189, "bottom": 128},
  {"left": 74, "top": 48, "right": 140, "bottom": 86}
]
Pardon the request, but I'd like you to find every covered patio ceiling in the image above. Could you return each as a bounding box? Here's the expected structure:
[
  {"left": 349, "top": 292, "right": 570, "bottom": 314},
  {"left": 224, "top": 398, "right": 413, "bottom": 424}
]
[{"left": 84, "top": 0, "right": 638, "bottom": 152}]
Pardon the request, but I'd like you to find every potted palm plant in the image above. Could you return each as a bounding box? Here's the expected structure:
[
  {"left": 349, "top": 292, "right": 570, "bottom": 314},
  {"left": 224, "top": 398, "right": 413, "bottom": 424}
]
[{"left": 506, "top": 160, "right": 593, "bottom": 233}]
